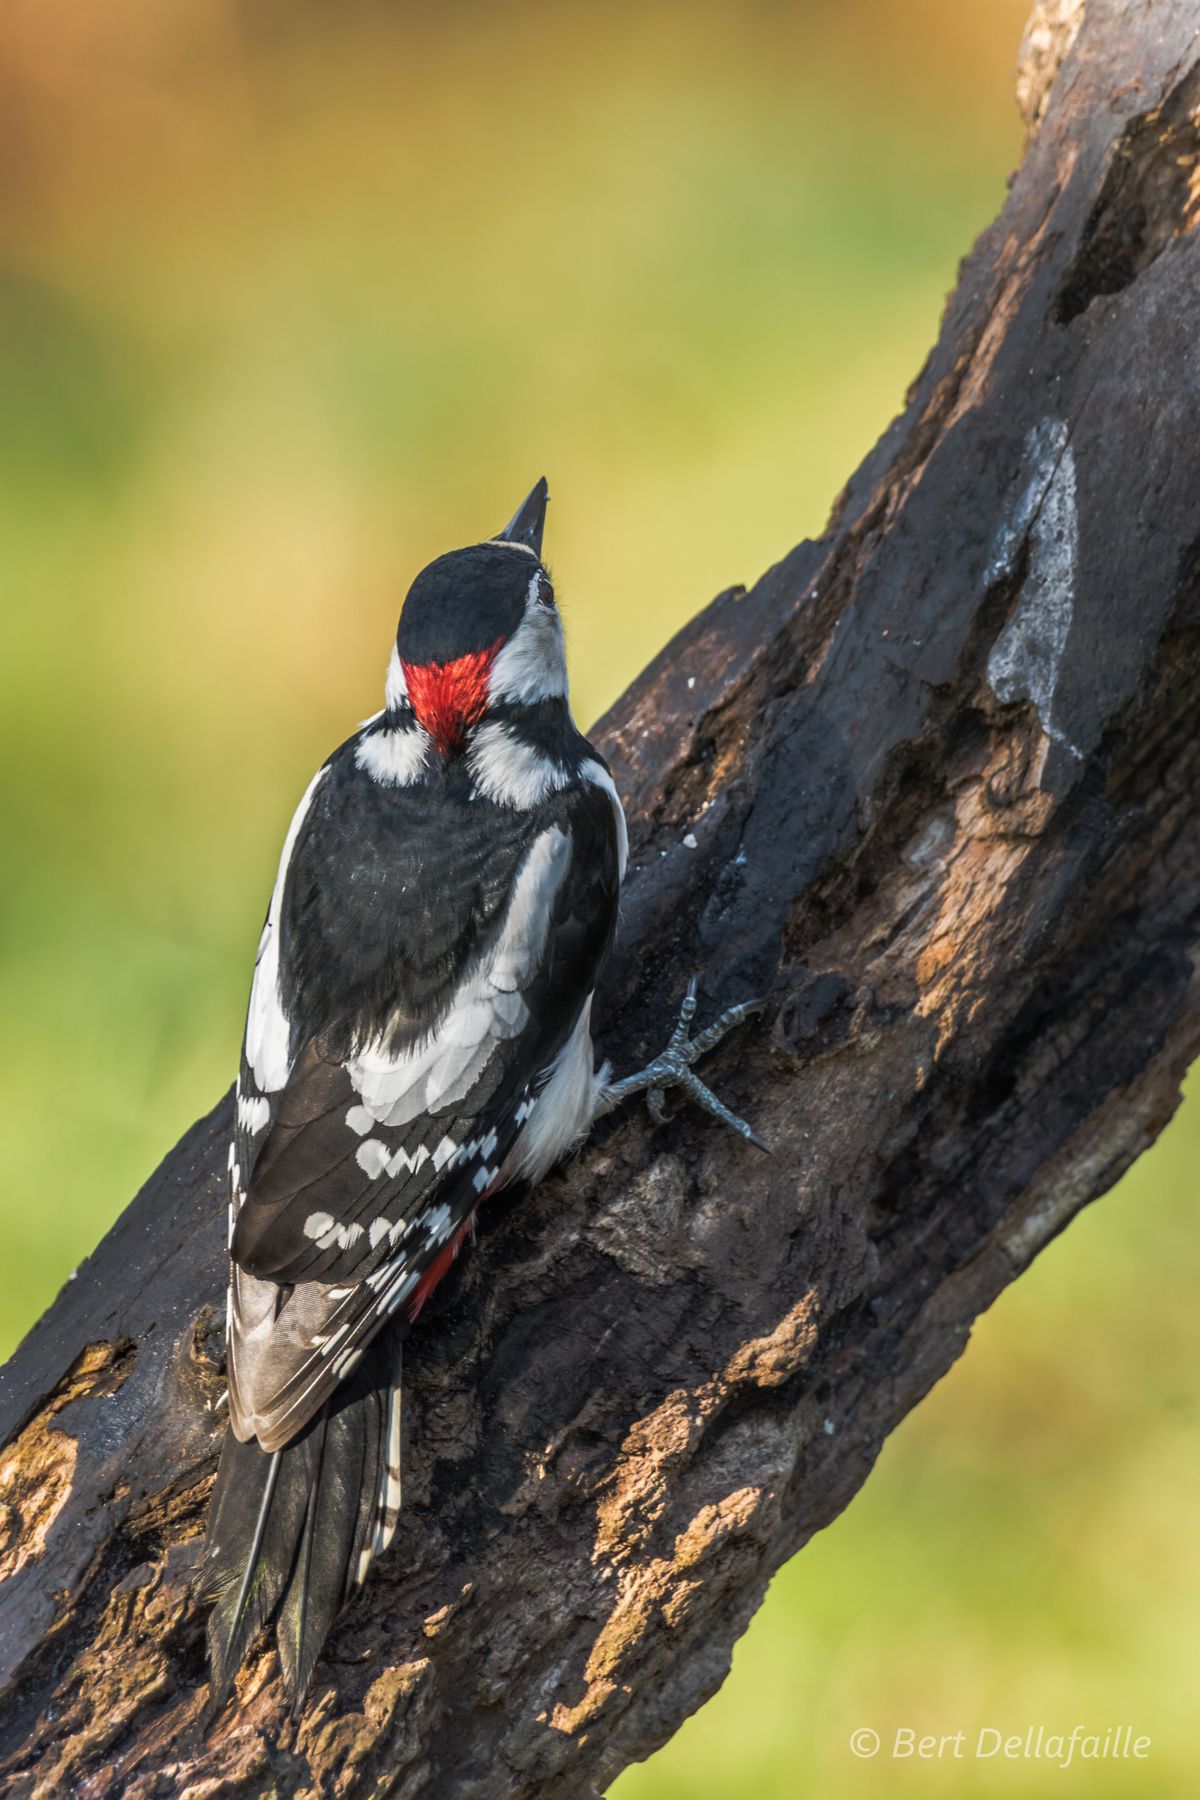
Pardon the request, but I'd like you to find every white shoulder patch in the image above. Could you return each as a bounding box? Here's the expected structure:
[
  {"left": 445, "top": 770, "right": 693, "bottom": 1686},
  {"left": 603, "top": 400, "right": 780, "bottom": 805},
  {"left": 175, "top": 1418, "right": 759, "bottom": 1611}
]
[
  {"left": 468, "top": 721, "right": 570, "bottom": 808},
  {"left": 244, "top": 764, "right": 328, "bottom": 1094},
  {"left": 355, "top": 725, "right": 431, "bottom": 787},
  {"left": 582, "top": 759, "right": 629, "bottom": 879},
  {"left": 347, "top": 825, "right": 572, "bottom": 1126}
]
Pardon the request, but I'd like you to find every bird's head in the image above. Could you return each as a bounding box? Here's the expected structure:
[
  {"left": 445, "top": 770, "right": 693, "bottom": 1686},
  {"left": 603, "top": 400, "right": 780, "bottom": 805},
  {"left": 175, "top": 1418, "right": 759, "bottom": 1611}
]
[{"left": 387, "top": 478, "right": 564, "bottom": 754}]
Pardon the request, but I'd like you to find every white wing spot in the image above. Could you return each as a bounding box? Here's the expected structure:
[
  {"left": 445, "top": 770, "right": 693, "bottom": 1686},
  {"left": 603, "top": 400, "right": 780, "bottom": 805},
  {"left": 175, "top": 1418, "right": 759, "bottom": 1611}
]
[
  {"left": 422, "top": 1202, "right": 453, "bottom": 1242},
  {"left": 356, "top": 1139, "right": 390, "bottom": 1180},
  {"left": 387, "top": 1143, "right": 430, "bottom": 1178},
  {"left": 237, "top": 1091, "right": 270, "bottom": 1134}
]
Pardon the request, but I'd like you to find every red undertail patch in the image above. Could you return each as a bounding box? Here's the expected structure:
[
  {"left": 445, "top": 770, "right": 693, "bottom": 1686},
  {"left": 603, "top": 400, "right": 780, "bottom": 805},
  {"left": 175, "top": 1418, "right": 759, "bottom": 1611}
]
[{"left": 404, "top": 1217, "right": 476, "bottom": 1322}]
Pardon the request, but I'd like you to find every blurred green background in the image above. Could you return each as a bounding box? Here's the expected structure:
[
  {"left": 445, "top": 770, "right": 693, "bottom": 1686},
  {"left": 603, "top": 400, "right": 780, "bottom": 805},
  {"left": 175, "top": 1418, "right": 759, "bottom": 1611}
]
[{"left": 1, "top": 1, "right": 1195, "bottom": 1792}]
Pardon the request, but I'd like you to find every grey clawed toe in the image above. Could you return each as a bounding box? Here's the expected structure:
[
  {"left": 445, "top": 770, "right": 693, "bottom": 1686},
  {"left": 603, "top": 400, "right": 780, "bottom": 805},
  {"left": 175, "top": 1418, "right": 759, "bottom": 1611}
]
[{"left": 604, "top": 978, "right": 771, "bottom": 1152}]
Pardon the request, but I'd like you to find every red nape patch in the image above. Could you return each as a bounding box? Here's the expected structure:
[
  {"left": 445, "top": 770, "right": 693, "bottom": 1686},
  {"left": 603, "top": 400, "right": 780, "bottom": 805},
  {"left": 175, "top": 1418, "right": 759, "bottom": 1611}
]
[{"left": 403, "top": 640, "right": 502, "bottom": 752}]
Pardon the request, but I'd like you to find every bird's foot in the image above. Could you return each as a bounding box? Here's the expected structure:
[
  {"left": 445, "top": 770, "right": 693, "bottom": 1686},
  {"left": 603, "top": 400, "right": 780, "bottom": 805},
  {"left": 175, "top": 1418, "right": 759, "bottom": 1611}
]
[{"left": 602, "top": 979, "right": 770, "bottom": 1152}]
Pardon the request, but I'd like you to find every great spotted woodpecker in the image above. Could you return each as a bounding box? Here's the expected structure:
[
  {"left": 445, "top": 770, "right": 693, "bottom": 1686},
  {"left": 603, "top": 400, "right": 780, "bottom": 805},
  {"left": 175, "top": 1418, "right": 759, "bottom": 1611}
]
[{"left": 199, "top": 481, "right": 765, "bottom": 1702}]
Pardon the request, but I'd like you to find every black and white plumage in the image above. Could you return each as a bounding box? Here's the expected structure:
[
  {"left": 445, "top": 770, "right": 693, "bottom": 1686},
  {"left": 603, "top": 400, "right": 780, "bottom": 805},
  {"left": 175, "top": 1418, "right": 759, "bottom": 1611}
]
[{"left": 199, "top": 479, "right": 762, "bottom": 1704}]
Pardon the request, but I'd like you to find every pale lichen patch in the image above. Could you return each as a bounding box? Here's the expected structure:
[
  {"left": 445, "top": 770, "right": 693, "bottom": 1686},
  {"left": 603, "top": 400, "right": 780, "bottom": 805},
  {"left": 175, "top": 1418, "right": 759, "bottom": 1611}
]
[
  {"left": 723, "top": 1296, "right": 818, "bottom": 1389},
  {"left": 0, "top": 1339, "right": 135, "bottom": 1583}
]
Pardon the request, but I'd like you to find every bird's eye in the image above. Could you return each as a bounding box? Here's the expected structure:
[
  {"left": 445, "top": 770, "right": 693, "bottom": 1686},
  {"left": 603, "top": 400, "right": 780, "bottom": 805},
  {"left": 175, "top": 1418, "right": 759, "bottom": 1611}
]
[{"left": 537, "top": 573, "right": 556, "bottom": 610}]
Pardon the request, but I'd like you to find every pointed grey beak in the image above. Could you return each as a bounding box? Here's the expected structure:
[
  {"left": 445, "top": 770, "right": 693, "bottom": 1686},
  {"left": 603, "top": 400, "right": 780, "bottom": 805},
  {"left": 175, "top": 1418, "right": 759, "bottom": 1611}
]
[{"left": 496, "top": 477, "right": 549, "bottom": 557}]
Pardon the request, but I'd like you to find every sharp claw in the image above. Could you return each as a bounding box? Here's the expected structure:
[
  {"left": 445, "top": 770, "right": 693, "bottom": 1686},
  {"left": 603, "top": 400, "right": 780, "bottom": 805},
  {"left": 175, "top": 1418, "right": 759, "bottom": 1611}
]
[
  {"left": 670, "top": 979, "right": 699, "bottom": 1051},
  {"left": 607, "top": 977, "right": 768, "bottom": 1153}
]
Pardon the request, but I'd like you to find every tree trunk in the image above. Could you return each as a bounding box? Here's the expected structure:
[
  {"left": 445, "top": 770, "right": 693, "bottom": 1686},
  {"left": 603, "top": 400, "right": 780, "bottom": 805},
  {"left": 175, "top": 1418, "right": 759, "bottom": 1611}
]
[{"left": 2, "top": 2, "right": 1199, "bottom": 1793}]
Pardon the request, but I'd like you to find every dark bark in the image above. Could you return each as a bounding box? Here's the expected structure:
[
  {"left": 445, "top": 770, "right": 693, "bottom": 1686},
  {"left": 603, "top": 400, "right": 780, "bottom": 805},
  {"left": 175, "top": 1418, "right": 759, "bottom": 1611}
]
[{"left": 3, "top": 2, "right": 1199, "bottom": 1792}]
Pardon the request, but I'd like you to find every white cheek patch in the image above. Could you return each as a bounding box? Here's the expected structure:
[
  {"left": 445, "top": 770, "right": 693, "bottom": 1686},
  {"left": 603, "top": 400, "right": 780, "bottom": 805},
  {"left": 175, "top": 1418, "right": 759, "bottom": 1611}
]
[
  {"left": 355, "top": 725, "right": 431, "bottom": 788},
  {"left": 468, "top": 721, "right": 571, "bottom": 808},
  {"left": 244, "top": 765, "right": 329, "bottom": 1094},
  {"left": 488, "top": 575, "right": 568, "bottom": 705},
  {"left": 347, "top": 825, "right": 571, "bottom": 1127}
]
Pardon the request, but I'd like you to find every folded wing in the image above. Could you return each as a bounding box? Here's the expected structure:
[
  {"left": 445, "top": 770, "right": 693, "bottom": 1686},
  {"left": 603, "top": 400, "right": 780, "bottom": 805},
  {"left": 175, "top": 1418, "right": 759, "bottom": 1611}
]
[{"left": 225, "top": 757, "right": 619, "bottom": 1454}]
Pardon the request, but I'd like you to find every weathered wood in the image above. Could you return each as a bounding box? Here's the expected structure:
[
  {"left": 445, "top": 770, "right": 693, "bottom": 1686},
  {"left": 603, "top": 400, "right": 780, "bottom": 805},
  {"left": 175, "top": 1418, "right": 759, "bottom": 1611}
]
[{"left": 2, "top": 2, "right": 1199, "bottom": 1792}]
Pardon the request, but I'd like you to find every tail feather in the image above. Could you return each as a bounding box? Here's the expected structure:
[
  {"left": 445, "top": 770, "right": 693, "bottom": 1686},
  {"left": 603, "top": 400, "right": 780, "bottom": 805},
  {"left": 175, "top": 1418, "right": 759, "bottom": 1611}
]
[
  {"left": 200, "top": 1432, "right": 313, "bottom": 1701},
  {"left": 277, "top": 1376, "right": 382, "bottom": 1700},
  {"left": 200, "top": 1325, "right": 403, "bottom": 1705},
  {"left": 275, "top": 1410, "right": 329, "bottom": 1703}
]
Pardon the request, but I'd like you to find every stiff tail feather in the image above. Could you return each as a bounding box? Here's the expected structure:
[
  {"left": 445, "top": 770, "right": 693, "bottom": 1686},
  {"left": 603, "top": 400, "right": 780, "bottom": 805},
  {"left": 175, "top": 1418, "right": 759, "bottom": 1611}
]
[{"left": 199, "top": 1330, "right": 404, "bottom": 1706}]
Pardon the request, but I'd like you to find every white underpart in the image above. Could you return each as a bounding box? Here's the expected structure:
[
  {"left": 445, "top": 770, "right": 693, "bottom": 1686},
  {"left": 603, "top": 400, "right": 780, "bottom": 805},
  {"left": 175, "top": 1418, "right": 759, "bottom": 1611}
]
[
  {"left": 244, "top": 765, "right": 329, "bottom": 1093},
  {"left": 986, "top": 417, "right": 1081, "bottom": 756},
  {"left": 384, "top": 644, "right": 410, "bottom": 711},
  {"left": 355, "top": 724, "right": 431, "bottom": 787},
  {"left": 347, "top": 825, "right": 573, "bottom": 1126},
  {"left": 469, "top": 721, "right": 571, "bottom": 807},
  {"left": 581, "top": 759, "right": 629, "bottom": 878},
  {"left": 502, "top": 995, "right": 605, "bottom": 1186},
  {"left": 488, "top": 571, "right": 568, "bottom": 704}
]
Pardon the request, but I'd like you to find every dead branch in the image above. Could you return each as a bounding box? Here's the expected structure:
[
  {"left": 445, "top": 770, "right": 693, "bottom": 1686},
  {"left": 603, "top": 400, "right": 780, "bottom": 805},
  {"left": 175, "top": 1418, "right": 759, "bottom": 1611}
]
[{"left": 2, "top": 2, "right": 1199, "bottom": 1793}]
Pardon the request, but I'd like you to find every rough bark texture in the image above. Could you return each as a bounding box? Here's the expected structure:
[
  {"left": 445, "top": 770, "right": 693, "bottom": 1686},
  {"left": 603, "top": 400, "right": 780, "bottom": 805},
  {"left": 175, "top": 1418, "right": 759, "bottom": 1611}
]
[{"left": 3, "top": 2, "right": 1200, "bottom": 1793}]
